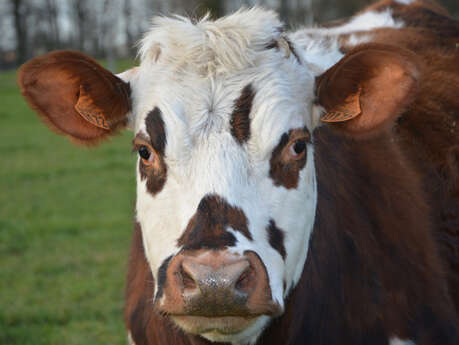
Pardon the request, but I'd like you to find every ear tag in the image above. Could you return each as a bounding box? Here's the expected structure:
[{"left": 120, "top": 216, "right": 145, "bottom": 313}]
[
  {"left": 321, "top": 88, "right": 362, "bottom": 123},
  {"left": 75, "top": 84, "right": 110, "bottom": 130}
]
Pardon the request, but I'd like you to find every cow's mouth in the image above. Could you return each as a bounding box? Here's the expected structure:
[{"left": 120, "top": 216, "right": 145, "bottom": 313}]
[{"left": 170, "top": 315, "right": 258, "bottom": 336}]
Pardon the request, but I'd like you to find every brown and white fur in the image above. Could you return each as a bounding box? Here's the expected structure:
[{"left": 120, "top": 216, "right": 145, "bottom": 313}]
[{"left": 18, "top": 1, "right": 459, "bottom": 344}]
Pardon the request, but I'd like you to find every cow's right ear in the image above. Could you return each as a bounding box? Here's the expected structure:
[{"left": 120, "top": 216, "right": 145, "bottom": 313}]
[
  {"left": 316, "top": 44, "right": 421, "bottom": 139},
  {"left": 18, "top": 50, "right": 134, "bottom": 145}
]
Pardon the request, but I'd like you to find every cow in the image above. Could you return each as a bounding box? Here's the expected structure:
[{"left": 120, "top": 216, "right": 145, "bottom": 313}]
[{"left": 18, "top": 0, "right": 458, "bottom": 344}]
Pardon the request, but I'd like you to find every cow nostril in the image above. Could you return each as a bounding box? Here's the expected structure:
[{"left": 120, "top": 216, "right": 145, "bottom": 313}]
[
  {"left": 160, "top": 252, "right": 279, "bottom": 317},
  {"left": 179, "top": 256, "right": 256, "bottom": 299},
  {"left": 180, "top": 266, "right": 197, "bottom": 290},
  {"left": 235, "top": 266, "right": 253, "bottom": 292}
]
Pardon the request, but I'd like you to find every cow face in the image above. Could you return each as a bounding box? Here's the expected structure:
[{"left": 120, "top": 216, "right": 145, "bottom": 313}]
[
  {"left": 18, "top": 7, "right": 420, "bottom": 345},
  {"left": 124, "top": 10, "right": 319, "bottom": 343}
]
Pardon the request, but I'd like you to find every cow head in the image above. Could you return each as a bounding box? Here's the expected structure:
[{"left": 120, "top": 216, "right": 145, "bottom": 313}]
[{"left": 18, "top": 8, "right": 419, "bottom": 345}]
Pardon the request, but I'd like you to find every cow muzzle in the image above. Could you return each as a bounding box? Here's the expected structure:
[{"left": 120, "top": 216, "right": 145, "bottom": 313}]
[{"left": 157, "top": 250, "right": 282, "bottom": 335}]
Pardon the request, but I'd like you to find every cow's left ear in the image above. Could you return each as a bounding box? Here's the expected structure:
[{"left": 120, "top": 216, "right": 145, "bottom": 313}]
[
  {"left": 316, "top": 44, "right": 421, "bottom": 138},
  {"left": 18, "top": 50, "right": 135, "bottom": 145}
]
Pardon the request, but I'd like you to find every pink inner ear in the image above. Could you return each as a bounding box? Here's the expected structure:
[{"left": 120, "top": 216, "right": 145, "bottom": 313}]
[
  {"left": 321, "top": 88, "right": 362, "bottom": 123},
  {"left": 18, "top": 50, "right": 131, "bottom": 145},
  {"left": 317, "top": 44, "right": 421, "bottom": 139},
  {"left": 75, "top": 85, "right": 110, "bottom": 130},
  {"left": 343, "top": 62, "right": 418, "bottom": 136},
  {"left": 19, "top": 65, "right": 111, "bottom": 143}
]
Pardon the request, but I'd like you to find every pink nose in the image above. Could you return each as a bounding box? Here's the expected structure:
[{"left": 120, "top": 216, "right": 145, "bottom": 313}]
[
  {"left": 181, "top": 257, "right": 251, "bottom": 299},
  {"left": 158, "top": 251, "right": 281, "bottom": 317}
]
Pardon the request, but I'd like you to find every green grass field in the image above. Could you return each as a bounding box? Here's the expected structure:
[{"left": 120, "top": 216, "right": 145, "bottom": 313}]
[{"left": 0, "top": 60, "right": 137, "bottom": 345}]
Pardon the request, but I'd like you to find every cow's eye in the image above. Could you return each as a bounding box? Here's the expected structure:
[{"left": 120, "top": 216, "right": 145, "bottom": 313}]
[
  {"left": 288, "top": 139, "right": 307, "bottom": 159},
  {"left": 138, "top": 145, "right": 156, "bottom": 167},
  {"left": 293, "top": 140, "right": 306, "bottom": 154},
  {"left": 133, "top": 137, "right": 157, "bottom": 168},
  {"left": 138, "top": 146, "right": 151, "bottom": 160}
]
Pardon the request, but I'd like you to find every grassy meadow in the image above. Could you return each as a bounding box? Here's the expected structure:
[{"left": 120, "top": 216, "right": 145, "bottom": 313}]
[{"left": 0, "top": 60, "right": 137, "bottom": 345}]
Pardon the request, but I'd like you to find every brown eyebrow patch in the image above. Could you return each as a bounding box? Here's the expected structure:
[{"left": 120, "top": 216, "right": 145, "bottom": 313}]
[
  {"left": 230, "top": 84, "right": 254, "bottom": 144},
  {"left": 145, "top": 107, "right": 166, "bottom": 155},
  {"left": 139, "top": 153, "right": 168, "bottom": 196},
  {"left": 137, "top": 107, "right": 168, "bottom": 195},
  {"left": 266, "top": 219, "right": 286, "bottom": 260},
  {"left": 177, "top": 194, "right": 252, "bottom": 250}
]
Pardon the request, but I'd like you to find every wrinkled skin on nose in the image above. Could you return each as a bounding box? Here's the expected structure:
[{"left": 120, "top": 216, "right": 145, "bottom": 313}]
[{"left": 180, "top": 256, "right": 250, "bottom": 310}]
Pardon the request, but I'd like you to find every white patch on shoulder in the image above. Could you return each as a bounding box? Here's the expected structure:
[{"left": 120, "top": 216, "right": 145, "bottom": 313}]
[
  {"left": 394, "top": 0, "right": 415, "bottom": 4},
  {"left": 322, "top": 9, "right": 404, "bottom": 34},
  {"left": 294, "top": 9, "right": 404, "bottom": 37},
  {"left": 290, "top": 9, "right": 403, "bottom": 73},
  {"left": 345, "top": 33, "right": 373, "bottom": 47},
  {"left": 288, "top": 33, "right": 344, "bottom": 75},
  {"left": 390, "top": 337, "right": 416, "bottom": 345}
]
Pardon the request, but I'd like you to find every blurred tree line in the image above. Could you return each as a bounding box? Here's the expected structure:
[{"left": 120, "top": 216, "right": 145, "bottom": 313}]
[{"left": 1, "top": 0, "right": 457, "bottom": 70}]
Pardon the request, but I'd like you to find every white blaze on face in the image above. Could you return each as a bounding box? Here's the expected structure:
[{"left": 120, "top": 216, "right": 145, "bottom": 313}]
[{"left": 126, "top": 8, "right": 320, "bottom": 344}]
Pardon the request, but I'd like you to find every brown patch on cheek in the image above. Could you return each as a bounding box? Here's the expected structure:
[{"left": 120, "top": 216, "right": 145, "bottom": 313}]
[
  {"left": 269, "top": 128, "right": 308, "bottom": 189},
  {"left": 139, "top": 108, "right": 168, "bottom": 195},
  {"left": 125, "top": 222, "right": 156, "bottom": 345},
  {"left": 139, "top": 157, "right": 167, "bottom": 195},
  {"left": 267, "top": 219, "right": 286, "bottom": 260}
]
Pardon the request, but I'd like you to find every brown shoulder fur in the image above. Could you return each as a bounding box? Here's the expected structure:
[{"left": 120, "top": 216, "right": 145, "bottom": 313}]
[{"left": 337, "top": 0, "right": 459, "bottom": 313}]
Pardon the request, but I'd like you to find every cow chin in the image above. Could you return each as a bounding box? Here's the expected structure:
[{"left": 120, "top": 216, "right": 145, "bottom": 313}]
[
  {"left": 171, "top": 315, "right": 257, "bottom": 335},
  {"left": 170, "top": 315, "right": 270, "bottom": 343}
]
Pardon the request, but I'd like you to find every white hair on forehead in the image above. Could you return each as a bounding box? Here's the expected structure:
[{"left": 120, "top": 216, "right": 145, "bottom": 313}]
[{"left": 138, "top": 7, "right": 284, "bottom": 76}]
